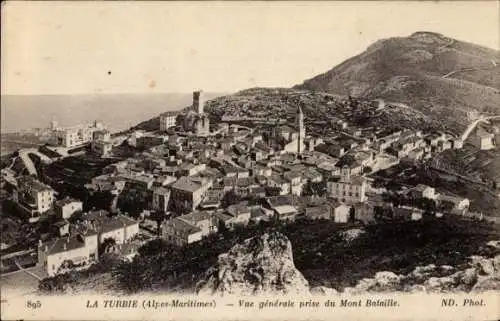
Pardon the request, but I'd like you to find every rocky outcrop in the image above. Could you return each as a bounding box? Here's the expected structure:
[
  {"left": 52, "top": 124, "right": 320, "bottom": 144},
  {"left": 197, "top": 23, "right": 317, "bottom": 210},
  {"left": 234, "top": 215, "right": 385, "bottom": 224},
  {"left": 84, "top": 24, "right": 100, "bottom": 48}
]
[
  {"left": 197, "top": 233, "right": 500, "bottom": 296},
  {"left": 342, "top": 249, "right": 500, "bottom": 294},
  {"left": 340, "top": 228, "right": 365, "bottom": 243},
  {"left": 196, "top": 232, "right": 310, "bottom": 296},
  {"left": 310, "top": 286, "right": 338, "bottom": 296},
  {"left": 344, "top": 271, "right": 403, "bottom": 294}
]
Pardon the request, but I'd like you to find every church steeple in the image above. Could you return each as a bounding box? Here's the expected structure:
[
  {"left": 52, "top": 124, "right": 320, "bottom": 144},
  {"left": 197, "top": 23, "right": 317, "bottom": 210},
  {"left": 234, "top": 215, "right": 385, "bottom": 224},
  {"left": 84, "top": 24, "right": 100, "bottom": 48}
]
[{"left": 297, "top": 105, "right": 305, "bottom": 154}]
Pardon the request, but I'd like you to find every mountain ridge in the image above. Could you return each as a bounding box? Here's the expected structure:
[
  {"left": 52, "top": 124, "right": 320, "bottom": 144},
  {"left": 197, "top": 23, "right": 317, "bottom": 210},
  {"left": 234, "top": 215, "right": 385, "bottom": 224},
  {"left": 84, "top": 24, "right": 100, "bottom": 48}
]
[{"left": 294, "top": 32, "right": 500, "bottom": 129}]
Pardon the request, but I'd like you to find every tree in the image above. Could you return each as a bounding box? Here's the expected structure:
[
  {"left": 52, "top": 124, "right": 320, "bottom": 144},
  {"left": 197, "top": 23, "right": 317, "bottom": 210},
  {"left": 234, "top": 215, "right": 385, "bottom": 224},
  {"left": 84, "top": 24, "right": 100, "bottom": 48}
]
[
  {"left": 303, "top": 180, "right": 327, "bottom": 197},
  {"left": 39, "top": 273, "right": 76, "bottom": 294},
  {"left": 419, "top": 198, "right": 436, "bottom": 214},
  {"left": 68, "top": 210, "right": 84, "bottom": 224},
  {"left": 362, "top": 166, "right": 373, "bottom": 174},
  {"left": 99, "top": 237, "right": 116, "bottom": 256},
  {"left": 438, "top": 201, "right": 454, "bottom": 213},
  {"left": 266, "top": 187, "right": 282, "bottom": 197},
  {"left": 349, "top": 206, "right": 356, "bottom": 222},
  {"left": 137, "top": 238, "right": 178, "bottom": 257},
  {"left": 61, "top": 259, "right": 75, "bottom": 269},
  {"left": 217, "top": 219, "right": 229, "bottom": 236},
  {"left": 222, "top": 190, "right": 242, "bottom": 207},
  {"left": 149, "top": 211, "right": 168, "bottom": 234},
  {"left": 112, "top": 260, "right": 145, "bottom": 294},
  {"left": 116, "top": 187, "right": 151, "bottom": 218},
  {"left": 374, "top": 206, "right": 384, "bottom": 220}
]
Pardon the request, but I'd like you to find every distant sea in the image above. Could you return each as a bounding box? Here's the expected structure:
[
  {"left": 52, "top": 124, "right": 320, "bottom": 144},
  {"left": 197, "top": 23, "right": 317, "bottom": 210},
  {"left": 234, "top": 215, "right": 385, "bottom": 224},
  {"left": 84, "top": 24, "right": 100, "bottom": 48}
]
[{"left": 1, "top": 93, "right": 225, "bottom": 134}]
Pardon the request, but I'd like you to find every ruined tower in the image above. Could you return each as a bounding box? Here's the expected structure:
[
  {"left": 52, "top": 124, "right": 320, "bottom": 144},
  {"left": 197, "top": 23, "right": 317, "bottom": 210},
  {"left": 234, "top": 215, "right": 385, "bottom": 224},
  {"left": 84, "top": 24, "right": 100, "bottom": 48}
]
[{"left": 193, "top": 90, "right": 205, "bottom": 115}]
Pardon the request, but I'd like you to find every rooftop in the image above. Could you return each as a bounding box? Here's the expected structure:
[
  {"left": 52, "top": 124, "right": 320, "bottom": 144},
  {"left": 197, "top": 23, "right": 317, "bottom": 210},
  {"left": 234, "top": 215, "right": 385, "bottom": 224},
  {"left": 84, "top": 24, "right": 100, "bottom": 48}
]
[
  {"left": 250, "top": 207, "right": 268, "bottom": 218},
  {"left": 477, "top": 128, "right": 494, "bottom": 138},
  {"left": 153, "top": 186, "right": 170, "bottom": 195},
  {"left": 437, "top": 194, "right": 468, "bottom": 203},
  {"left": 40, "top": 235, "right": 86, "bottom": 256},
  {"left": 214, "top": 212, "right": 233, "bottom": 222},
  {"left": 273, "top": 205, "right": 298, "bottom": 215},
  {"left": 413, "top": 184, "right": 433, "bottom": 192},
  {"left": 227, "top": 203, "right": 250, "bottom": 217},
  {"left": 266, "top": 195, "right": 296, "bottom": 208},
  {"left": 160, "top": 111, "right": 180, "bottom": 117},
  {"left": 171, "top": 176, "right": 208, "bottom": 193},
  {"left": 55, "top": 197, "right": 82, "bottom": 207},
  {"left": 179, "top": 211, "right": 213, "bottom": 224},
  {"left": 283, "top": 171, "right": 302, "bottom": 181},
  {"left": 163, "top": 218, "right": 201, "bottom": 234},
  {"left": 78, "top": 212, "right": 138, "bottom": 234},
  {"left": 18, "top": 176, "right": 54, "bottom": 193}
]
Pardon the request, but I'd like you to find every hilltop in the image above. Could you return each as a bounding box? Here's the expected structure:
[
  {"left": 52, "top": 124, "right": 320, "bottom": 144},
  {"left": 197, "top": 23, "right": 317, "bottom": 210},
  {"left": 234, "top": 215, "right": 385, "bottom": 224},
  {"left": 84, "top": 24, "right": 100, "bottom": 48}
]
[
  {"left": 133, "top": 34, "right": 499, "bottom": 136},
  {"left": 295, "top": 32, "right": 500, "bottom": 132},
  {"left": 133, "top": 87, "right": 444, "bottom": 137}
]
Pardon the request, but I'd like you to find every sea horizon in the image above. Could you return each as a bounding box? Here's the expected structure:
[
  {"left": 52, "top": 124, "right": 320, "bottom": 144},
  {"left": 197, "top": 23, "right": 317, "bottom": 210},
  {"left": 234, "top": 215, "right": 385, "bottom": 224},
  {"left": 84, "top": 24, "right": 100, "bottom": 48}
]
[{"left": 1, "top": 92, "right": 226, "bottom": 134}]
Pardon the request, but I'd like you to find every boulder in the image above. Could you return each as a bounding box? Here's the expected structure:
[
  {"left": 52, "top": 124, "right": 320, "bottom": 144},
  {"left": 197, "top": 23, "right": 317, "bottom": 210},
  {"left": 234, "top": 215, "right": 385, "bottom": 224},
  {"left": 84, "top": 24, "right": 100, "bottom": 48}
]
[
  {"left": 196, "top": 232, "right": 310, "bottom": 296},
  {"left": 472, "top": 276, "right": 500, "bottom": 292},
  {"left": 311, "top": 286, "right": 339, "bottom": 296},
  {"left": 470, "top": 256, "right": 496, "bottom": 275},
  {"left": 486, "top": 240, "right": 500, "bottom": 249},
  {"left": 340, "top": 229, "right": 365, "bottom": 242}
]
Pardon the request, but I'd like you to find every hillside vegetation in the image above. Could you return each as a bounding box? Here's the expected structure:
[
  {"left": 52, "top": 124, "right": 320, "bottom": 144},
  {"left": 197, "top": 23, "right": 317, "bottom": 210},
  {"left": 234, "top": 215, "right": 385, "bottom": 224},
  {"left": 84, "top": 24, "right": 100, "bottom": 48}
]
[{"left": 295, "top": 32, "right": 500, "bottom": 131}]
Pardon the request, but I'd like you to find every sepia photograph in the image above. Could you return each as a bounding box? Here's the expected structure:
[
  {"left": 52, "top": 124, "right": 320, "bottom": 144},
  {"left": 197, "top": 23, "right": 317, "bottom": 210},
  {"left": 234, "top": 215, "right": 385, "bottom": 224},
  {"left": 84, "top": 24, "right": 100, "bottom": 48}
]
[{"left": 1, "top": 1, "right": 499, "bottom": 320}]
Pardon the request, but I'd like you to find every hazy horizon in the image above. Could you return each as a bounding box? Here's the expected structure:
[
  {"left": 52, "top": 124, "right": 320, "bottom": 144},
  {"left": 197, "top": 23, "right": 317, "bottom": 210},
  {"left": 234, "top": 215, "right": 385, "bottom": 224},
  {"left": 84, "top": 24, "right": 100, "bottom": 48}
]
[
  {"left": 2, "top": 2, "right": 498, "bottom": 96},
  {"left": 0, "top": 92, "right": 224, "bottom": 133},
  {"left": 2, "top": 92, "right": 230, "bottom": 97}
]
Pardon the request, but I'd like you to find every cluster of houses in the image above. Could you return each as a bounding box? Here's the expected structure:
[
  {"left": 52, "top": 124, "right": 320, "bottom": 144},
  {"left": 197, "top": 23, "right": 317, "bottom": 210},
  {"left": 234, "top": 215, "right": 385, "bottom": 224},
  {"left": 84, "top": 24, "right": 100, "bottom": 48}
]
[
  {"left": 4, "top": 89, "right": 486, "bottom": 278},
  {"left": 402, "top": 184, "right": 470, "bottom": 214},
  {"left": 6, "top": 174, "right": 142, "bottom": 277},
  {"left": 46, "top": 120, "right": 113, "bottom": 157},
  {"left": 37, "top": 209, "right": 139, "bottom": 276}
]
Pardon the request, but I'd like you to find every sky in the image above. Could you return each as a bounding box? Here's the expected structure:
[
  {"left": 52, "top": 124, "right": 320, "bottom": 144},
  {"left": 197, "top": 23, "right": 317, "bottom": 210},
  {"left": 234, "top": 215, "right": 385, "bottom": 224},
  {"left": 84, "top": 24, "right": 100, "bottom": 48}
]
[{"left": 2, "top": 1, "right": 499, "bottom": 96}]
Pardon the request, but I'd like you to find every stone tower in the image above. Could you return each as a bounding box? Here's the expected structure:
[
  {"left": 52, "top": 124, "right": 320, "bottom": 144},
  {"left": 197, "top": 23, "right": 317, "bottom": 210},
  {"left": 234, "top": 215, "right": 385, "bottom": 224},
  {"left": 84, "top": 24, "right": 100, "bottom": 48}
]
[
  {"left": 193, "top": 90, "right": 205, "bottom": 115},
  {"left": 297, "top": 105, "right": 305, "bottom": 154},
  {"left": 50, "top": 119, "right": 58, "bottom": 130}
]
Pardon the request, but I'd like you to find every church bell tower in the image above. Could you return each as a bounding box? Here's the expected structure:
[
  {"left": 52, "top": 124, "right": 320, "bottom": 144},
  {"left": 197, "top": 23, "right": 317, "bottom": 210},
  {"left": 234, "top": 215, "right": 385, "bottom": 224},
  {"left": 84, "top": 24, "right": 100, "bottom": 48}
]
[{"left": 297, "top": 105, "right": 305, "bottom": 154}]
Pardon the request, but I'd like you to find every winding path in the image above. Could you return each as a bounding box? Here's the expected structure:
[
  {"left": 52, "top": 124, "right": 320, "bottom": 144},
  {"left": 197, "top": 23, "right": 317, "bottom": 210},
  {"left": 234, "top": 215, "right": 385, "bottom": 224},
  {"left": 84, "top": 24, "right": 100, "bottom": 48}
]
[
  {"left": 13, "top": 259, "right": 42, "bottom": 281},
  {"left": 18, "top": 148, "right": 53, "bottom": 176},
  {"left": 442, "top": 65, "right": 496, "bottom": 79},
  {"left": 460, "top": 115, "right": 500, "bottom": 142},
  {"left": 442, "top": 59, "right": 498, "bottom": 79}
]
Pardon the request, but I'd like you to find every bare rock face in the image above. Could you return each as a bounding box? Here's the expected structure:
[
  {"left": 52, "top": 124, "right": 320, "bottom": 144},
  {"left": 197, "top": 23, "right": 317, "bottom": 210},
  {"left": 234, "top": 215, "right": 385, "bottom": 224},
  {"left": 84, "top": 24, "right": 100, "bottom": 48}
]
[
  {"left": 471, "top": 254, "right": 500, "bottom": 292},
  {"left": 340, "top": 228, "right": 365, "bottom": 243},
  {"left": 342, "top": 242, "right": 500, "bottom": 294},
  {"left": 196, "top": 232, "right": 310, "bottom": 296},
  {"left": 344, "top": 271, "right": 403, "bottom": 294},
  {"left": 310, "top": 286, "right": 338, "bottom": 296}
]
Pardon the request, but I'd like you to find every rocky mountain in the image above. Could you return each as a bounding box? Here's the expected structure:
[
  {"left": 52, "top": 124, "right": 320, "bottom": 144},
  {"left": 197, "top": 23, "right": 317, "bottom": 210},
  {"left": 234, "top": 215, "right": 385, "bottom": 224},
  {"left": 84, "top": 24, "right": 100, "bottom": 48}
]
[
  {"left": 132, "top": 34, "right": 499, "bottom": 136},
  {"left": 295, "top": 32, "right": 500, "bottom": 131},
  {"left": 196, "top": 232, "right": 310, "bottom": 296}
]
